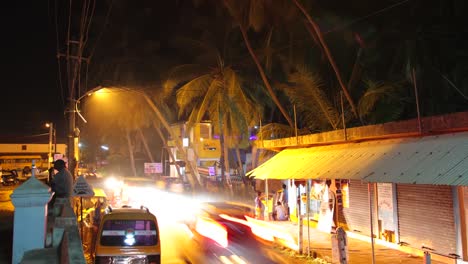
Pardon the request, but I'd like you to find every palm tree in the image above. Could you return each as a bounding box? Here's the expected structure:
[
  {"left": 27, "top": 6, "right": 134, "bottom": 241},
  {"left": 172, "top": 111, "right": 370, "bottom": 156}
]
[
  {"left": 279, "top": 64, "right": 341, "bottom": 131},
  {"left": 220, "top": 0, "right": 294, "bottom": 127},
  {"left": 164, "top": 31, "right": 261, "bottom": 189},
  {"left": 357, "top": 79, "right": 408, "bottom": 124},
  {"left": 291, "top": 0, "right": 358, "bottom": 119}
]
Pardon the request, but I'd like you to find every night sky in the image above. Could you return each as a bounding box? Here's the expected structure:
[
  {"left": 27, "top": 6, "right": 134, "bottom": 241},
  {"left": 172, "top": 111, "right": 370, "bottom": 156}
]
[
  {"left": 1, "top": 1, "right": 62, "bottom": 139},
  {"left": 1, "top": 1, "right": 467, "bottom": 142},
  {"left": 0, "top": 1, "right": 180, "bottom": 141}
]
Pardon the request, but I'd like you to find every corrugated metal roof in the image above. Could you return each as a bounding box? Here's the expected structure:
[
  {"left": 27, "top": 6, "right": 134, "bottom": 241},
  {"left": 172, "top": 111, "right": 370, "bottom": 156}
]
[{"left": 247, "top": 132, "right": 468, "bottom": 186}]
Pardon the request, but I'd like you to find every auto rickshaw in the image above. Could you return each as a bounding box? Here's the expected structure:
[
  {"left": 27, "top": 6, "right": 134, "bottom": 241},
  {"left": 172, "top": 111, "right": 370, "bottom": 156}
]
[{"left": 74, "top": 188, "right": 108, "bottom": 256}]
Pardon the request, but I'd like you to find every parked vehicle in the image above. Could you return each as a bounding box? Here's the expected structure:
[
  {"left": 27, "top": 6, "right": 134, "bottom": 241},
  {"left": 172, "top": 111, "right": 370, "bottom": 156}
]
[
  {"left": 94, "top": 206, "right": 161, "bottom": 264},
  {"left": 1, "top": 170, "right": 19, "bottom": 186}
]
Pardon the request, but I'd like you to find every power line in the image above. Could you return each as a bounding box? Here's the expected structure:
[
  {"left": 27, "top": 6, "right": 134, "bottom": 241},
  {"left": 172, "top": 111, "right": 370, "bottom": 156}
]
[
  {"left": 324, "top": 0, "right": 412, "bottom": 34},
  {"left": 89, "top": 0, "right": 114, "bottom": 60},
  {"left": 54, "top": 0, "right": 65, "bottom": 110}
]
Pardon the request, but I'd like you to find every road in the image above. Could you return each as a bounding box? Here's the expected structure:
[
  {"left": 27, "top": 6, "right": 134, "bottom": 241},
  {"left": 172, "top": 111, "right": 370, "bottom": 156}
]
[
  {"left": 0, "top": 185, "right": 14, "bottom": 263},
  {"left": 1, "top": 182, "right": 304, "bottom": 264}
]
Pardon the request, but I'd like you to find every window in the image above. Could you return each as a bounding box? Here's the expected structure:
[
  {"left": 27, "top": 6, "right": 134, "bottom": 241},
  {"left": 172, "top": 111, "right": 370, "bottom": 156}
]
[
  {"left": 199, "top": 124, "right": 210, "bottom": 139},
  {"left": 100, "top": 219, "right": 158, "bottom": 246},
  {"left": 21, "top": 145, "right": 27, "bottom": 150}
]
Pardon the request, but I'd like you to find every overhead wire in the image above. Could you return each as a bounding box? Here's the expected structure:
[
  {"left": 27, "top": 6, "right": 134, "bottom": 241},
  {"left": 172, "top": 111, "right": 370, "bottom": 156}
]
[
  {"left": 66, "top": 0, "right": 72, "bottom": 98},
  {"left": 324, "top": 0, "right": 412, "bottom": 34},
  {"left": 88, "top": 0, "right": 114, "bottom": 60},
  {"left": 83, "top": 0, "right": 97, "bottom": 48},
  {"left": 53, "top": 0, "right": 65, "bottom": 109}
]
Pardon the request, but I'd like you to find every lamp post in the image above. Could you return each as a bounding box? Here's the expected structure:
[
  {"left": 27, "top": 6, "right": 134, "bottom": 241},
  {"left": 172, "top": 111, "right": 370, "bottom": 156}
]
[
  {"left": 45, "top": 123, "right": 54, "bottom": 169},
  {"left": 71, "top": 86, "right": 102, "bottom": 177}
]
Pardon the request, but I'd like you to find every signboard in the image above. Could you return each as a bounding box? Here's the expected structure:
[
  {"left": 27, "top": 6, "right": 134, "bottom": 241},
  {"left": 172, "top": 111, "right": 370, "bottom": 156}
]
[
  {"left": 144, "top": 163, "right": 162, "bottom": 174},
  {"left": 377, "top": 183, "right": 395, "bottom": 231},
  {"left": 72, "top": 175, "right": 95, "bottom": 197},
  {"left": 208, "top": 166, "right": 215, "bottom": 176}
]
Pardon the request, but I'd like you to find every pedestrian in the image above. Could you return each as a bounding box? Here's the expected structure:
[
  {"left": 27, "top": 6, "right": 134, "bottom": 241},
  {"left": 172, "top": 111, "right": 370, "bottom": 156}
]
[
  {"left": 274, "top": 201, "right": 287, "bottom": 221},
  {"left": 91, "top": 199, "right": 104, "bottom": 256},
  {"left": 275, "top": 184, "right": 289, "bottom": 219},
  {"left": 255, "top": 191, "right": 264, "bottom": 219},
  {"left": 51, "top": 159, "right": 74, "bottom": 198}
]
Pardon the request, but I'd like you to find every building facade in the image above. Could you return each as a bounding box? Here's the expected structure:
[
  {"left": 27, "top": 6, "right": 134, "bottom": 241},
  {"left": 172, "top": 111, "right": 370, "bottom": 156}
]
[{"left": 248, "top": 111, "right": 468, "bottom": 263}]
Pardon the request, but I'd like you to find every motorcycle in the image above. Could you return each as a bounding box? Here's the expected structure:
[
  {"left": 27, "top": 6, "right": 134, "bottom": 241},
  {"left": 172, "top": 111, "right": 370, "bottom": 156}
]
[{"left": 1, "top": 170, "right": 19, "bottom": 186}]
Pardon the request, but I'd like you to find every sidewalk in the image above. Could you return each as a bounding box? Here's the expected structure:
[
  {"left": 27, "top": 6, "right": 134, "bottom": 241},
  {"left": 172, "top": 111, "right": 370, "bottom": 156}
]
[{"left": 267, "top": 220, "right": 450, "bottom": 264}]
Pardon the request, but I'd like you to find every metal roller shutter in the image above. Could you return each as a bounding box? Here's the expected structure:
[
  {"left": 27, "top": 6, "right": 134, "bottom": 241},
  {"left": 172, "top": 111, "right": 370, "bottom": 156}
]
[
  {"left": 340, "top": 179, "right": 374, "bottom": 236},
  {"left": 397, "top": 184, "right": 456, "bottom": 255}
]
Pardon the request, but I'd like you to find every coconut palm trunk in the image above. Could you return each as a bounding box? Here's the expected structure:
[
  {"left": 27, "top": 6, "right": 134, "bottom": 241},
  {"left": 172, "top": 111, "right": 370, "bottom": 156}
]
[
  {"left": 219, "top": 120, "right": 233, "bottom": 196},
  {"left": 138, "top": 128, "right": 155, "bottom": 163},
  {"left": 292, "top": 0, "right": 358, "bottom": 119},
  {"left": 142, "top": 93, "right": 201, "bottom": 189},
  {"left": 125, "top": 128, "right": 137, "bottom": 177},
  {"left": 152, "top": 121, "right": 184, "bottom": 178},
  {"left": 237, "top": 24, "right": 294, "bottom": 127}
]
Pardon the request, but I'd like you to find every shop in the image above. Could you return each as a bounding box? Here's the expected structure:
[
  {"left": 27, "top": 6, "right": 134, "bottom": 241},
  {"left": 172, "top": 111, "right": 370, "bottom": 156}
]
[{"left": 247, "top": 132, "right": 468, "bottom": 262}]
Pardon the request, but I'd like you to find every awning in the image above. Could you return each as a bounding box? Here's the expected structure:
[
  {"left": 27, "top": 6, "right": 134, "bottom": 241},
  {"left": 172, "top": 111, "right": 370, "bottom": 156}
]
[{"left": 247, "top": 132, "right": 468, "bottom": 185}]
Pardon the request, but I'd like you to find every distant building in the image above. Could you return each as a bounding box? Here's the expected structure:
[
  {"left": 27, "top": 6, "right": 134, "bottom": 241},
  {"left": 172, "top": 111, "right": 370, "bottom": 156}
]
[
  {"left": 167, "top": 121, "right": 249, "bottom": 185},
  {"left": 0, "top": 136, "right": 66, "bottom": 171}
]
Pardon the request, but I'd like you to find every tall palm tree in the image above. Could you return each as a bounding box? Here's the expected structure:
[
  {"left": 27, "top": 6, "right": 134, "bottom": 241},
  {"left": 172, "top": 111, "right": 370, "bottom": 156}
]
[
  {"left": 291, "top": 0, "right": 358, "bottom": 119},
  {"left": 221, "top": 0, "right": 294, "bottom": 127},
  {"left": 164, "top": 31, "right": 261, "bottom": 188}
]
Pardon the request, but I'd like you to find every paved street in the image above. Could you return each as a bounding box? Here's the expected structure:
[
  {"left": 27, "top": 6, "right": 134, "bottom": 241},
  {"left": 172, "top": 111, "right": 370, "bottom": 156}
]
[
  {"left": 0, "top": 186, "right": 14, "bottom": 264},
  {"left": 1, "top": 183, "right": 309, "bottom": 264}
]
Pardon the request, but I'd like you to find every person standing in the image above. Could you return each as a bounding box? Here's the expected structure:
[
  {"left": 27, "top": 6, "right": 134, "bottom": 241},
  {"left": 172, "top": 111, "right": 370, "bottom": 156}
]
[
  {"left": 255, "top": 191, "right": 264, "bottom": 219},
  {"left": 277, "top": 184, "right": 289, "bottom": 218},
  {"left": 91, "top": 199, "right": 103, "bottom": 257},
  {"left": 51, "top": 159, "right": 73, "bottom": 198}
]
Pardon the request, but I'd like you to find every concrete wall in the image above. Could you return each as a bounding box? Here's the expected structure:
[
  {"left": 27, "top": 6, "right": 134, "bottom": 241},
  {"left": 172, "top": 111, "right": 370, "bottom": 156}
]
[
  {"left": 260, "top": 111, "right": 468, "bottom": 151},
  {"left": 0, "top": 143, "right": 67, "bottom": 155}
]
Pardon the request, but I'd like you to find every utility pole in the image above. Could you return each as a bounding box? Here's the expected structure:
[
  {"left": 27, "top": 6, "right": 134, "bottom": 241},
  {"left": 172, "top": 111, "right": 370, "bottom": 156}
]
[
  {"left": 47, "top": 123, "right": 54, "bottom": 169},
  {"left": 56, "top": 1, "right": 93, "bottom": 178},
  {"left": 63, "top": 40, "right": 87, "bottom": 179}
]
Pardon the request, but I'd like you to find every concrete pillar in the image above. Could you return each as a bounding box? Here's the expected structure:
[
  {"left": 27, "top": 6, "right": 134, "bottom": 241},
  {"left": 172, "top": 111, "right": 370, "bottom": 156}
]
[{"left": 10, "top": 177, "right": 52, "bottom": 264}]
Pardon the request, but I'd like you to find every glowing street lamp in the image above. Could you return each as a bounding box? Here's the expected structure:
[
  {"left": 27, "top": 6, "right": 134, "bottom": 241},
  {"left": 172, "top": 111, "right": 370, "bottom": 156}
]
[
  {"left": 75, "top": 86, "right": 202, "bottom": 189},
  {"left": 45, "top": 122, "right": 56, "bottom": 168},
  {"left": 75, "top": 86, "right": 102, "bottom": 124},
  {"left": 100, "top": 145, "right": 109, "bottom": 151}
]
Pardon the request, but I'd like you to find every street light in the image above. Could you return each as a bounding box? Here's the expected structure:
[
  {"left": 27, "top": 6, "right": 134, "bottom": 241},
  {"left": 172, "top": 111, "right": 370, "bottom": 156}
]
[
  {"left": 75, "top": 86, "right": 202, "bottom": 189},
  {"left": 75, "top": 85, "right": 102, "bottom": 124},
  {"left": 68, "top": 85, "right": 103, "bottom": 177},
  {"left": 45, "top": 122, "right": 56, "bottom": 168}
]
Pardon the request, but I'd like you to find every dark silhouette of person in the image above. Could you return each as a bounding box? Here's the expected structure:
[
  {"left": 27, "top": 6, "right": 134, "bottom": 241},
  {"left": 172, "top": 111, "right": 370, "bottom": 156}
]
[{"left": 51, "top": 159, "right": 73, "bottom": 198}]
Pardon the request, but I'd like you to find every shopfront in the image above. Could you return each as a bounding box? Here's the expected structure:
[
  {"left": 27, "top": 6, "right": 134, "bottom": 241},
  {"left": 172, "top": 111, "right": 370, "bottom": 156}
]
[{"left": 247, "top": 132, "right": 468, "bottom": 262}]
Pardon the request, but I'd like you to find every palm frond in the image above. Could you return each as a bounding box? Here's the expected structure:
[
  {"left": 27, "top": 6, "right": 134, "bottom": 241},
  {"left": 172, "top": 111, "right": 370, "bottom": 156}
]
[
  {"left": 248, "top": 0, "right": 266, "bottom": 32},
  {"left": 256, "top": 123, "right": 294, "bottom": 140},
  {"left": 358, "top": 79, "right": 407, "bottom": 123},
  {"left": 163, "top": 64, "right": 209, "bottom": 97},
  {"left": 176, "top": 74, "right": 213, "bottom": 116},
  {"left": 280, "top": 65, "right": 341, "bottom": 130}
]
